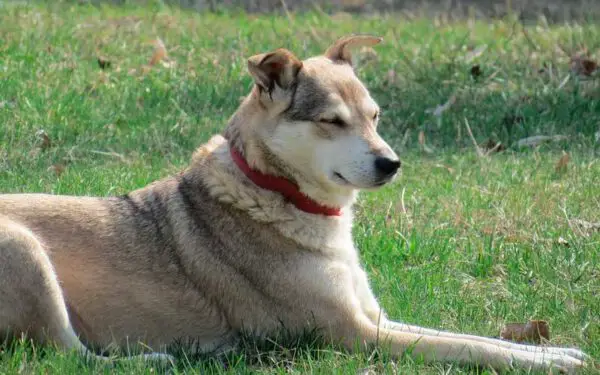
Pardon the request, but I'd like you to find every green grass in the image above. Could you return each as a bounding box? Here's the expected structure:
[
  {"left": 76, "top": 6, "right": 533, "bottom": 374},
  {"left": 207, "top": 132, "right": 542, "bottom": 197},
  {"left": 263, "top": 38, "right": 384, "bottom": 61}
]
[{"left": 0, "top": 1, "right": 599, "bottom": 373}]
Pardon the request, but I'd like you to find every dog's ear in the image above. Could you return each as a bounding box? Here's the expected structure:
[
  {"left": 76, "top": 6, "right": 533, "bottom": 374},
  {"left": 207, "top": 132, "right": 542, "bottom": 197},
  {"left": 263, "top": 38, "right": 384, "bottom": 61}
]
[
  {"left": 247, "top": 48, "right": 302, "bottom": 94},
  {"left": 325, "top": 35, "right": 382, "bottom": 66}
]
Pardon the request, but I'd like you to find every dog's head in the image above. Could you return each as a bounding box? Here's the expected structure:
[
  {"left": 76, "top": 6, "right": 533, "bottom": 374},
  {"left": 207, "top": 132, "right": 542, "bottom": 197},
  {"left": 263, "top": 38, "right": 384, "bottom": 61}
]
[{"left": 226, "top": 35, "right": 400, "bottom": 207}]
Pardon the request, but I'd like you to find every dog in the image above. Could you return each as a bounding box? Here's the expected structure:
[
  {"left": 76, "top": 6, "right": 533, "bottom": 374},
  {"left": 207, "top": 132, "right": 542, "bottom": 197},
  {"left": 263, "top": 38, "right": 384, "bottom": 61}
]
[{"left": 0, "top": 35, "right": 589, "bottom": 372}]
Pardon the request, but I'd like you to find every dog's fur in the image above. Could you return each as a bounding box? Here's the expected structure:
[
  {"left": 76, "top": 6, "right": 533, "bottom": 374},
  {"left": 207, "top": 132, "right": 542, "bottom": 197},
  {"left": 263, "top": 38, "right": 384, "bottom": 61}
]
[{"left": 0, "top": 36, "right": 589, "bottom": 372}]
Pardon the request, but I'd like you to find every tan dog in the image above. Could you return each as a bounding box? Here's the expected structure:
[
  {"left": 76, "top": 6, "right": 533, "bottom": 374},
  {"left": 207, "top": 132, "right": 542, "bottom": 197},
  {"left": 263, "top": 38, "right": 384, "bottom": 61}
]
[{"left": 0, "top": 36, "right": 589, "bottom": 372}]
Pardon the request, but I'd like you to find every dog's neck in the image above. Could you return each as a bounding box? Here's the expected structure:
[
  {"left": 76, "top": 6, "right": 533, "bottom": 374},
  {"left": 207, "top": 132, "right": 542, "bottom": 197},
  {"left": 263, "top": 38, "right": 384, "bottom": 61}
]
[{"left": 188, "top": 135, "right": 356, "bottom": 254}]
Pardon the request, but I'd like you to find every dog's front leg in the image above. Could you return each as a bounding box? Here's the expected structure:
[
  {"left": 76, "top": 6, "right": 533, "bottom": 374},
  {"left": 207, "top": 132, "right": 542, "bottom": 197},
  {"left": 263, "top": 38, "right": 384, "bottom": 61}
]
[
  {"left": 337, "top": 314, "right": 585, "bottom": 373},
  {"left": 349, "top": 263, "right": 587, "bottom": 369},
  {"left": 380, "top": 320, "right": 589, "bottom": 362},
  {"left": 351, "top": 264, "right": 387, "bottom": 323}
]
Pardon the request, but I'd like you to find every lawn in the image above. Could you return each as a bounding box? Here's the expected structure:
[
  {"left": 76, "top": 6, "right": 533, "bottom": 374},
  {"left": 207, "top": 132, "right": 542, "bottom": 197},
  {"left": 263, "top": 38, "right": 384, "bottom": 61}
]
[{"left": 0, "top": 1, "right": 599, "bottom": 373}]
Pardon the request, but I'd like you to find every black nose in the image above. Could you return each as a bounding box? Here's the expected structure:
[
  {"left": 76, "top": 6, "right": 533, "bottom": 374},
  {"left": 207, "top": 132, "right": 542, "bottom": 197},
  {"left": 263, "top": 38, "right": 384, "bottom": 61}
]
[{"left": 375, "top": 157, "right": 401, "bottom": 176}]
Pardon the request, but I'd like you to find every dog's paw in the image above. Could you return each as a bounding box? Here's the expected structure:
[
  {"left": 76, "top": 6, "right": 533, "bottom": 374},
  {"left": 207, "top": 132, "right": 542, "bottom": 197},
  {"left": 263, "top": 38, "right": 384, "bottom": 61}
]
[
  {"left": 554, "top": 347, "right": 590, "bottom": 362},
  {"left": 513, "top": 351, "right": 586, "bottom": 374},
  {"left": 517, "top": 344, "right": 590, "bottom": 363}
]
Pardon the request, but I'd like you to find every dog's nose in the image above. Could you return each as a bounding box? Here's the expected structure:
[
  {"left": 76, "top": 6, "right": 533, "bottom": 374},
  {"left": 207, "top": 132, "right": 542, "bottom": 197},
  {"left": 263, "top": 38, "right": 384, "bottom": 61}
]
[{"left": 375, "top": 156, "right": 401, "bottom": 176}]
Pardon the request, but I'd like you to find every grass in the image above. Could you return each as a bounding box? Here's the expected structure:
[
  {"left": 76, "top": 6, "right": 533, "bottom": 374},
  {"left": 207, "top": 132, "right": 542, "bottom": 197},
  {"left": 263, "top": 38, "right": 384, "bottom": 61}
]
[{"left": 0, "top": 1, "right": 599, "bottom": 373}]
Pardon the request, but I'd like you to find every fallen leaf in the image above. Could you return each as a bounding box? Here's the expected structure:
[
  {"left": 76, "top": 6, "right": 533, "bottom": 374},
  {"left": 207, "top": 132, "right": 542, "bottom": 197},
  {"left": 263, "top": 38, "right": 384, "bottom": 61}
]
[
  {"left": 470, "top": 64, "right": 482, "bottom": 78},
  {"left": 570, "top": 56, "right": 598, "bottom": 77},
  {"left": 149, "top": 38, "right": 167, "bottom": 66},
  {"left": 97, "top": 57, "right": 111, "bottom": 70},
  {"left": 555, "top": 151, "right": 570, "bottom": 173},
  {"left": 515, "top": 135, "right": 568, "bottom": 148},
  {"left": 48, "top": 164, "right": 66, "bottom": 176},
  {"left": 35, "top": 129, "right": 52, "bottom": 150},
  {"left": 500, "top": 320, "right": 550, "bottom": 344},
  {"left": 557, "top": 236, "right": 570, "bottom": 247}
]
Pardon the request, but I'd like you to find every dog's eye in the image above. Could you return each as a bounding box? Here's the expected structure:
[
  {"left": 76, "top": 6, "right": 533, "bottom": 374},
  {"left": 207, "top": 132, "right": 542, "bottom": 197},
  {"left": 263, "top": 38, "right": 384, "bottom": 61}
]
[
  {"left": 321, "top": 117, "right": 346, "bottom": 128},
  {"left": 373, "top": 112, "right": 379, "bottom": 121}
]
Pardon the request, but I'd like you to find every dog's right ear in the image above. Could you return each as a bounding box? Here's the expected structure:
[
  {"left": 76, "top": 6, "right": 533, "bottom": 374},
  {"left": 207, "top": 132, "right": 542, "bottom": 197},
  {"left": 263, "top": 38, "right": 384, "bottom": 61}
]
[
  {"left": 247, "top": 48, "right": 302, "bottom": 95},
  {"left": 325, "top": 35, "right": 382, "bottom": 67}
]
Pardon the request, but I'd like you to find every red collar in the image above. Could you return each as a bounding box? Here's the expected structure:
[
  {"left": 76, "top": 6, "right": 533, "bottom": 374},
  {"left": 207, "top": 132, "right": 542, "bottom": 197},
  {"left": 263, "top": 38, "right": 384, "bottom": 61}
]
[{"left": 229, "top": 147, "right": 342, "bottom": 216}]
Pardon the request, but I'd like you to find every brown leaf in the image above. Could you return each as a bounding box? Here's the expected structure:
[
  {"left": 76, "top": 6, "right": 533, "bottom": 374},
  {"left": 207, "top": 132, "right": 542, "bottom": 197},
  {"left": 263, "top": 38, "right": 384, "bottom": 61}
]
[
  {"left": 500, "top": 320, "right": 550, "bottom": 344},
  {"left": 571, "top": 56, "right": 598, "bottom": 76},
  {"left": 48, "top": 164, "right": 66, "bottom": 176},
  {"left": 149, "top": 38, "right": 167, "bottom": 66},
  {"left": 97, "top": 57, "right": 111, "bottom": 70},
  {"left": 555, "top": 151, "right": 570, "bottom": 173},
  {"left": 35, "top": 129, "right": 52, "bottom": 151},
  {"left": 470, "top": 64, "right": 482, "bottom": 78}
]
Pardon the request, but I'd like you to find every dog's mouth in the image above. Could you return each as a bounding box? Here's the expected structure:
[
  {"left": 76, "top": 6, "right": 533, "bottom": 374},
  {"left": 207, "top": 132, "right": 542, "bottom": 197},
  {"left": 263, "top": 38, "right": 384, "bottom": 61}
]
[
  {"left": 332, "top": 172, "right": 394, "bottom": 189},
  {"left": 333, "top": 172, "right": 350, "bottom": 185},
  {"left": 373, "top": 179, "right": 389, "bottom": 187}
]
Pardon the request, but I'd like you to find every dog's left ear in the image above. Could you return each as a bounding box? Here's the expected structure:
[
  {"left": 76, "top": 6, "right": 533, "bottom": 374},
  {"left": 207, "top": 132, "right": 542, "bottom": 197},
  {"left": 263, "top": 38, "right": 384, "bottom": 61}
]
[
  {"left": 247, "top": 48, "right": 303, "bottom": 94},
  {"left": 325, "top": 35, "right": 383, "bottom": 66}
]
